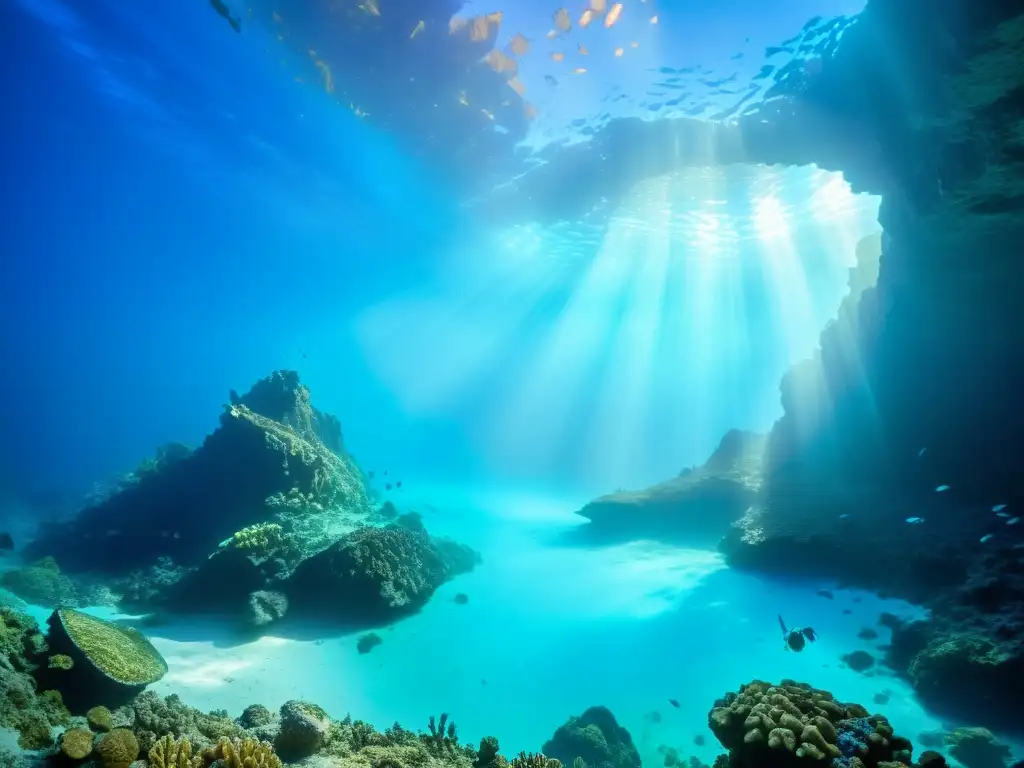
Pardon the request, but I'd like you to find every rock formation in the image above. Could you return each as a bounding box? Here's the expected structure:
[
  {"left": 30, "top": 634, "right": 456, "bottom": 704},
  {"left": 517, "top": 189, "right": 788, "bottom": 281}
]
[{"left": 572, "top": 430, "right": 765, "bottom": 546}]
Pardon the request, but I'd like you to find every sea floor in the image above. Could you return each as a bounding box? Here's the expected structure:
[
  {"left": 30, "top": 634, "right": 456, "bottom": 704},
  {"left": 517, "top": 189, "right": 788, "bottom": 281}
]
[{"left": 13, "top": 484, "right": 1024, "bottom": 766}]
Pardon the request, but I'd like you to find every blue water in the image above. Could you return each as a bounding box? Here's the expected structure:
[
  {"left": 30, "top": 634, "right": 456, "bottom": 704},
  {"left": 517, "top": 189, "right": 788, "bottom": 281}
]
[{"left": 2, "top": 0, "right": 1020, "bottom": 767}]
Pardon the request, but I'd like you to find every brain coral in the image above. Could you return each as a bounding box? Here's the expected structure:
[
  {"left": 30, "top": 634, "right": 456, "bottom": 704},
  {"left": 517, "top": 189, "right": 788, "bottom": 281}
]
[
  {"left": 708, "top": 680, "right": 913, "bottom": 768},
  {"left": 60, "top": 728, "right": 96, "bottom": 760},
  {"left": 50, "top": 608, "right": 167, "bottom": 685},
  {"left": 96, "top": 728, "right": 140, "bottom": 766}
]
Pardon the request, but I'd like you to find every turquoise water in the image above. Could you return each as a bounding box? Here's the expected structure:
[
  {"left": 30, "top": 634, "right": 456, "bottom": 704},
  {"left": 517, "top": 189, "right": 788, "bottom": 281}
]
[{"left": 20, "top": 485, "right": 996, "bottom": 764}]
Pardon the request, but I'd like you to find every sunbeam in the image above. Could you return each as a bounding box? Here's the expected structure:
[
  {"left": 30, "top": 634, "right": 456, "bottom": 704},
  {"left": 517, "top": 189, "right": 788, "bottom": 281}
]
[{"left": 353, "top": 164, "right": 880, "bottom": 488}]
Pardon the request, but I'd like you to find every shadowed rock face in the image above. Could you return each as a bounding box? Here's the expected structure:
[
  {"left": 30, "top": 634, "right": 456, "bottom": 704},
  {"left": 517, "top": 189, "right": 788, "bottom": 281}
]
[
  {"left": 572, "top": 430, "right": 765, "bottom": 547},
  {"left": 567, "top": 0, "right": 1024, "bottom": 732},
  {"left": 25, "top": 371, "right": 372, "bottom": 574}
]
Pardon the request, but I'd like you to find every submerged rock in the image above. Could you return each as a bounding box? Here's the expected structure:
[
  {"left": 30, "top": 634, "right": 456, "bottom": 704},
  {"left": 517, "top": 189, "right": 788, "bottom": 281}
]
[
  {"left": 542, "top": 706, "right": 641, "bottom": 768},
  {"left": 287, "top": 522, "right": 480, "bottom": 623},
  {"left": 26, "top": 371, "right": 373, "bottom": 576},
  {"left": 572, "top": 430, "right": 765, "bottom": 546}
]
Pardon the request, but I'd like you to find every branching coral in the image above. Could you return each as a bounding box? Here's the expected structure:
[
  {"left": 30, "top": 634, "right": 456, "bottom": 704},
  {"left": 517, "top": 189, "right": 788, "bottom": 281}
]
[
  {"left": 424, "top": 713, "right": 460, "bottom": 756},
  {"left": 148, "top": 734, "right": 203, "bottom": 768},
  {"left": 132, "top": 691, "right": 244, "bottom": 751},
  {"left": 511, "top": 753, "right": 562, "bottom": 768},
  {"left": 203, "top": 736, "right": 282, "bottom": 768}
]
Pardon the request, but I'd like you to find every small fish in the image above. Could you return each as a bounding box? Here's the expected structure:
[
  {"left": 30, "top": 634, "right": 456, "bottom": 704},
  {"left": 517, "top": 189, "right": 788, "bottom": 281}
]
[
  {"left": 385, "top": 483, "right": 392, "bottom": 491},
  {"left": 545, "top": 74, "right": 559, "bottom": 85},
  {"left": 839, "top": 513, "right": 851, "bottom": 519},
  {"left": 613, "top": 46, "right": 624, "bottom": 56},
  {"left": 993, "top": 504, "right": 1007, "bottom": 512},
  {"left": 550, "top": 52, "right": 564, "bottom": 62},
  {"left": 410, "top": 20, "right": 424, "bottom": 39},
  {"left": 668, "top": 699, "right": 680, "bottom": 708},
  {"left": 605, "top": 2, "right": 623, "bottom": 27},
  {"left": 572, "top": 67, "right": 587, "bottom": 74},
  {"left": 396, "top": 481, "right": 403, "bottom": 489},
  {"left": 210, "top": 0, "right": 242, "bottom": 32},
  {"left": 1007, "top": 517, "right": 1020, "bottom": 525},
  {"left": 357, "top": 0, "right": 380, "bottom": 16},
  {"left": 650, "top": 14, "right": 658, "bottom": 23},
  {"left": 843, "top": 609, "right": 853, "bottom": 615},
  {"left": 997, "top": 512, "right": 1010, "bottom": 518},
  {"left": 980, "top": 534, "right": 995, "bottom": 543},
  {"left": 918, "top": 447, "right": 927, "bottom": 457},
  {"left": 935, "top": 485, "right": 951, "bottom": 492},
  {"left": 905, "top": 517, "right": 925, "bottom": 524},
  {"left": 577, "top": 43, "right": 589, "bottom": 55},
  {"left": 816, "top": 590, "right": 834, "bottom": 600},
  {"left": 579, "top": 9, "right": 594, "bottom": 27},
  {"left": 510, "top": 33, "right": 529, "bottom": 55}
]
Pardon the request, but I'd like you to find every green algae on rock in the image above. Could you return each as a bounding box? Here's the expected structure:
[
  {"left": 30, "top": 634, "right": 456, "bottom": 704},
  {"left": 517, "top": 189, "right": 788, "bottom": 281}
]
[
  {"left": 51, "top": 609, "right": 167, "bottom": 685},
  {"left": 43, "top": 608, "right": 167, "bottom": 710}
]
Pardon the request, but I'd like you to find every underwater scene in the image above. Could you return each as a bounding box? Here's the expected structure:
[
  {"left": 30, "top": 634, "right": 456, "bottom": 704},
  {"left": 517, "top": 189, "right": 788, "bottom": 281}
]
[{"left": 2, "top": 2, "right": 1023, "bottom": 768}]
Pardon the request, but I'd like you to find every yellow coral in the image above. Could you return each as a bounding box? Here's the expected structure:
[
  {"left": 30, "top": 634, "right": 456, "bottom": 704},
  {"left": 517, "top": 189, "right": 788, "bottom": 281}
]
[
  {"left": 204, "top": 737, "right": 282, "bottom": 768},
  {"left": 96, "top": 728, "right": 140, "bottom": 767},
  {"left": 87, "top": 705, "right": 113, "bottom": 732},
  {"left": 48, "top": 654, "right": 74, "bottom": 670},
  {"left": 230, "top": 523, "right": 285, "bottom": 554},
  {"left": 149, "top": 734, "right": 203, "bottom": 768},
  {"left": 61, "top": 728, "right": 95, "bottom": 760}
]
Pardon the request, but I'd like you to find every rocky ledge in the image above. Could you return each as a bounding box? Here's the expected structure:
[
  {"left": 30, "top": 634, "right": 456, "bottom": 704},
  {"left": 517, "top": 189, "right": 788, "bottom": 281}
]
[{"left": 571, "top": 430, "right": 765, "bottom": 547}]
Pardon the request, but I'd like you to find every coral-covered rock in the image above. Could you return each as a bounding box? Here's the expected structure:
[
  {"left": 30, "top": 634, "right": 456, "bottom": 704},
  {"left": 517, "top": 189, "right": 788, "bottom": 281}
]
[
  {"left": 708, "top": 680, "right": 912, "bottom": 768},
  {"left": 286, "top": 522, "right": 479, "bottom": 623},
  {"left": 0, "top": 556, "right": 79, "bottom": 607},
  {"left": 274, "top": 700, "right": 331, "bottom": 760},
  {"left": 42, "top": 608, "right": 167, "bottom": 710},
  {"left": 572, "top": 431, "right": 765, "bottom": 546},
  {"left": 541, "top": 706, "right": 641, "bottom": 768},
  {"left": 25, "top": 371, "right": 373, "bottom": 576}
]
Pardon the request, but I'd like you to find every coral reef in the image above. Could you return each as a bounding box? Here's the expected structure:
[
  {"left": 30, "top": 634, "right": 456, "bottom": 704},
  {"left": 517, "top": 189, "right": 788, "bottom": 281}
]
[
  {"left": 572, "top": 431, "right": 765, "bottom": 546},
  {"left": 43, "top": 609, "right": 167, "bottom": 710},
  {"left": 286, "top": 523, "right": 481, "bottom": 623},
  {"left": 541, "top": 706, "right": 641, "bottom": 768},
  {"left": 708, "top": 680, "right": 912, "bottom": 768},
  {"left": 0, "top": 607, "right": 70, "bottom": 749}
]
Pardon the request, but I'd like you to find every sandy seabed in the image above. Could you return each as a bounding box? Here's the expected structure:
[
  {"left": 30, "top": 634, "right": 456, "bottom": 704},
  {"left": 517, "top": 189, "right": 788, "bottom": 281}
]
[{"left": 16, "top": 484, "right": 1024, "bottom": 766}]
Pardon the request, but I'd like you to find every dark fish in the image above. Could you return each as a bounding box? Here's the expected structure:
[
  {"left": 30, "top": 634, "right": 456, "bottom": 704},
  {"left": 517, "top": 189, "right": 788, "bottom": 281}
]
[
  {"left": 454, "top": 593, "right": 469, "bottom": 605},
  {"left": 385, "top": 483, "right": 392, "bottom": 491},
  {"left": 816, "top": 590, "right": 834, "bottom": 600},
  {"left": 209, "top": 0, "right": 242, "bottom": 32},
  {"left": 786, "top": 631, "right": 806, "bottom": 652},
  {"left": 0, "top": 532, "right": 13, "bottom": 551},
  {"left": 368, "top": 471, "right": 375, "bottom": 479},
  {"left": 802, "top": 627, "right": 817, "bottom": 642},
  {"left": 545, "top": 74, "right": 559, "bottom": 86},
  {"left": 396, "top": 481, "right": 403, "bottom": 489},
  {"left": 693, "top": 735, "right": 705, "bottom": 746},
  {"left": 843, "top": 609, "right": 853, "bottom": 615},
  {"left": 668, "top": 699, "right": 680, "bottom": 708}
]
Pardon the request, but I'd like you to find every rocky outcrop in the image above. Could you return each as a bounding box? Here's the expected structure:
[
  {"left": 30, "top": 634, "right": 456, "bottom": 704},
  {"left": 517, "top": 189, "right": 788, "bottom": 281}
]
[
  {"left": 24, "top": 371, "right": 373, "bottom": 575},
  {"left": 573, "top": 430, "right": 765, "bottom": 546},
  {"left": 716, "top": 4, "right": 1024, "bottom": 731}
]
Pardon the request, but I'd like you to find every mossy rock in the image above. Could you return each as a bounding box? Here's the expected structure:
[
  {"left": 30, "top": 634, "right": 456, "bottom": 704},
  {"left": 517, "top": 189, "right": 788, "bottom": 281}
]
[
  {"left": 51, "top": 609, "right": 167, "bottom": 685},
  {"left": 43, "top": 609, "right": 167, "bottom": 710}
]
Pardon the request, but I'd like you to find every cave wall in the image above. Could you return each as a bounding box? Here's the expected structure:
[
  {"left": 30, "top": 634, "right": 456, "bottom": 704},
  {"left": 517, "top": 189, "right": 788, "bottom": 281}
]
[{"left": 743, "top": 0, "right": 1024, "bottom": 591}]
